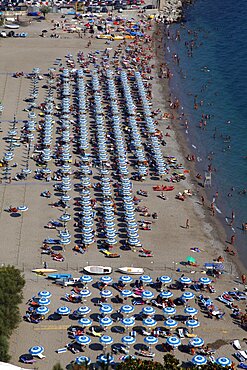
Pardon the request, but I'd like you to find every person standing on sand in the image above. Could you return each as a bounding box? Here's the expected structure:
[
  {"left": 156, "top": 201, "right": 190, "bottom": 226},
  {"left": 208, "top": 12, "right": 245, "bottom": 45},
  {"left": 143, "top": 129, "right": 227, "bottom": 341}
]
[
  {"left": 201, "top": 195, "right": 205, "bottom": 206},
  {"left": 241, "top": 274, "right": 246, "bottom": 284},
  {"left": 186, "top": 219, "right": 190, "bottom": 229},
  {"left": 230, "top": 235, "right": 235, "bottom": 245}
]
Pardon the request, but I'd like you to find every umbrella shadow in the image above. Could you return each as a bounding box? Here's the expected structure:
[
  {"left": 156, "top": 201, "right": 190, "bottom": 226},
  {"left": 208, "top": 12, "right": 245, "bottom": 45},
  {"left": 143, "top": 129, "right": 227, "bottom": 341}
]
[
  {"left": 111, "top": 325, "right": 124, "bottom": 334},
  {"left": 156, "top": 344, "right": 165, "bottom": 352},
  {"left": 89, "top": 343, "right": 102, "bottom": 351},
  {"left": 90, "top": 313, "right": 99, "bottom": 322},
  {"left": 10, "top": 212, "right": 21, "bottom": 217}
]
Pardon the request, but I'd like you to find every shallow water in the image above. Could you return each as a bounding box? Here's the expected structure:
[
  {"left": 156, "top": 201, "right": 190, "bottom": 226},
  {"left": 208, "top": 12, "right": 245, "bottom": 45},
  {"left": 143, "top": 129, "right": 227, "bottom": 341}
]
[{"left": 163, "top": 0, "right": 247, "bottom": 266}]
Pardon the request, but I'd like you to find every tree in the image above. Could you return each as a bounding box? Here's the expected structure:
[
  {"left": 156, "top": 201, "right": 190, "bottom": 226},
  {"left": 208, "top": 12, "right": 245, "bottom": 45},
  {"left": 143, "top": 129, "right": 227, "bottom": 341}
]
[
  {"left": 40, "top": 5, "right": 51, "bottom": 18},
  {"left": 163, "top": 354, "right": 180, "bottom": 370},
  {"left": 116, "top": 358, "right": 166, "bottom": 370}
]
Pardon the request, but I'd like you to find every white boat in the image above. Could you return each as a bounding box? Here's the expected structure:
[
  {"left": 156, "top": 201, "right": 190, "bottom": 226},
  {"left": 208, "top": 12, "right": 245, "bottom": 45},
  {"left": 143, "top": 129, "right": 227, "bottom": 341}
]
[
  {"left": 83, "top": 265, "right": 112, "bottom": 275},
  {"left": 117, "top": 267, "right": 144, "bottom": 275},
  {"left": 5, "top": 24, "right": 20, "bottom": 29}
]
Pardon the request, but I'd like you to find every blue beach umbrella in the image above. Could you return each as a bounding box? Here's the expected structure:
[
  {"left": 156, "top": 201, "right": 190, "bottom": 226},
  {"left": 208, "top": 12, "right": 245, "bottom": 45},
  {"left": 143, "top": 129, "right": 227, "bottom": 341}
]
[
  {"left": 120, "top": 305, "right": 135, "bottom": 315},
  {"left": 29, "top": 346, "right": 44, "bottom": 356},
  {"left": 78, "top": 318, "right": 92, "bottom": 327},
  {"left": 75, "top": 356, "right": 91, "bottom": 365},
  {"left": 57, "top": 306, "right": 71, "bottom": 315},
  {"left": 100, "top": 335, "right": 113, "bottom": 346},
  {"left": 100, "top": 304, "right": 113, "bottom": 315},
  {"left": 199, "top": 277, "right": 212, "bottom": 285},
  {"left": 36, "top": 306, "right": 49, "bottom": 315},
  {"left": 163, "top": 307, "right": 176, "bottom": 316},
  {"left": 140, "top": 275, "right": 152, "bottom": 284},
  {"left": 121, "top": 317, "right": 135, "bottom": 328},
  {"left": 100, "top": 290, "right": 113, "bottom": 298},
  {"left": 80, "top": 275, "right": 93, "bottom": 284},
  {"left": 75, "top": 335, "right": 91, "bottom": 346},
  {"left": 160, "top": 276, "right": 172, "bottom": 284},
  {"left": 166, "top": 336, "right": 181, "bottom": 348},
  {"left": 38, "top": 291, "right": 51, "bottom": 298},
  {"left": 97, "top": 354, "right": 114, "bottom": 365},
  {"left": 164, "top": 319, "right": 178, "bottom": 329},
  {"left": 142, "top": 306, "right": 156, "bottom": 316},
  {"left": 179, "top": 276, "right": 192, "bottom": 285},
  {"left": 216, "top": 357, "right": 232, "bottom": 367},
  {"left": 190, "top": 338, "right": 204, "bottom": 348},
  {"left": 121, "top": 289, "right": 132, "bottom": 298},
  {"left": 192, "top": 355, "right": 207, "bottom": 366},
  {"left": 181, "top": 291, "right": 195, "bottom": 300},
  {"left": 100, "top": 276, "right": 113, "bottom": 285},
  {"left": 144, "top": 336, "right": 158, "bottom": 346},
  {"left": 142, "top": 290, "right": 154, "bottom": 300},
  {"left": 184, "top": 307, "right": 198, "bottom": 316},
  {"left": 77, "top": 306, "right": 91, "bottom": 316},
  {"left": 79, "top": 289, "right": 92, "bottom": 299},
  {"left": 99, "top": 317, "right": 113, "bottom": 327},
  {"left": 160, "top": 291, "right": 173, "bottom": 299},
  {"left": 185, "top": 319, "right": 200, "bottom": 329},
  {"left": 38, "top": 298, "right": 50, "bottom": 306},
  {"left": 143, "top": 318, "right": 157, "bottom": 328},
  {"left": 119, "top": 275, "right": 133, "bottom": 284}
]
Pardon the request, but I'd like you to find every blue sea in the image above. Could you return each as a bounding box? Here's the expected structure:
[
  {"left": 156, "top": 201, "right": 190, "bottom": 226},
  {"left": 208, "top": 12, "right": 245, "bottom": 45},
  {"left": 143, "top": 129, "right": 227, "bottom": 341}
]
[{"left": 164, "top": 0, "right": 247, "bottom": 267}]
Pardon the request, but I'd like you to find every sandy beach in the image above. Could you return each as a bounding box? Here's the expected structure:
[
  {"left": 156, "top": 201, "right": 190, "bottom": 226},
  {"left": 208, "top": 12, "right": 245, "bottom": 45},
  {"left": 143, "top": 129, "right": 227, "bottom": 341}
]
[{"left": 0, "top": 8, "right": 246, "bottom": 369}]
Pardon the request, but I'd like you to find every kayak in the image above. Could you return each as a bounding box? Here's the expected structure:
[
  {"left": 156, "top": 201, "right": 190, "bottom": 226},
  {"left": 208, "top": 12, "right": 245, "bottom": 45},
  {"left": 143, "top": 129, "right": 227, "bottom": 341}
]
[
  {"left": 48, "top": 273, "right": 72, "bottom": 280},
  {"left": 117, "top": 267, "right": 144, "bottom": 275},
  {"left": 32, "top": 268, "right": 57, "bottom": 274}
]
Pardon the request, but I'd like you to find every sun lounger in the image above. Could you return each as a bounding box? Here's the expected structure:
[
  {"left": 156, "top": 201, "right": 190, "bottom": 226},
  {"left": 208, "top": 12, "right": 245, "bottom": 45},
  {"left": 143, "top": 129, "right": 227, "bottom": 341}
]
[
  {"left": 177, "top": 328, "right": 185, "bottom": 339},
  {"left": 56, "top": 348, "right": 67, "bottom": 354},
  {"left": 234, "top": 352, "right": 246, "bottom": 362},
  {"left": 232, "top": 339, "right": 241, "bottom": 350},
  {"left": 239, "top": 351, "right": 247, "bottom": 361},
  {"left": 37, "top": 353, "right": 46, "bottom": 359},
  {"left": 239, "top": 363, "right": 247, "bottom": 369},
  {"left": 91, "top": 327, "right": 102, "bottom": 337}
]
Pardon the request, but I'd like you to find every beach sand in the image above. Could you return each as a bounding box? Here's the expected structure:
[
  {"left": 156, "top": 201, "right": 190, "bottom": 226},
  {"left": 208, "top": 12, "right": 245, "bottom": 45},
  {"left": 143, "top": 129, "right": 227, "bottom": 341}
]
[{"left": 0, "top": 11, "right": 245, "bottom": 369}]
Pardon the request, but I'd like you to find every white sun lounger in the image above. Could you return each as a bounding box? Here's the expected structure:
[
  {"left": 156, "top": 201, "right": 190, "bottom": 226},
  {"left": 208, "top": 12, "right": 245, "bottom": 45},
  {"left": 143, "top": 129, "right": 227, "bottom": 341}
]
[
  {"left": 56, "top": 348, "right": 67, "bottom": 354},
  {"left": 232, "top": 339, "right": 241, "bottom": 350}
]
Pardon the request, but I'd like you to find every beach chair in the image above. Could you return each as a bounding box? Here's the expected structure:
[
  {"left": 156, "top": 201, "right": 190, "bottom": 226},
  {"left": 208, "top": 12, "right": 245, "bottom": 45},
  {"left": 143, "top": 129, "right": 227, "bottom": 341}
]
[
  {"left": 232, "top": 339, "right": 241, "bottom": 350},
  {"left": 177, "top": 328, "right": 185, "bottom": 339},
  {"left": 56, "top": 348, "right": 67, "bottom": 354},
  {"left": 239, "top": 351, "right": 247, "bottom": 361},
  {"left": 91, "top": 327, "right": 102, "bottom": 338}
]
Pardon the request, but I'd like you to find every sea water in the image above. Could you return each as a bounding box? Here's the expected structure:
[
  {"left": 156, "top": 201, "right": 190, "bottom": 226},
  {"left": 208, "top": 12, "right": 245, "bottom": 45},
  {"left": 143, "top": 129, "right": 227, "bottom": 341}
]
[{"left": 164, "top": 0, "right": 247, "bottom": 266}]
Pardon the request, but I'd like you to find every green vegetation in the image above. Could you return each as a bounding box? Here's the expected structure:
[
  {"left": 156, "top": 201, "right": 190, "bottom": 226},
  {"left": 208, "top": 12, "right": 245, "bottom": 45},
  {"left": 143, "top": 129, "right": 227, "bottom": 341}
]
[
  {"left": 0, "top": 266, "right": 25, "bottom": 361},
  {"left": 40, "top": 5, "right": 51, "bottom": 18}
]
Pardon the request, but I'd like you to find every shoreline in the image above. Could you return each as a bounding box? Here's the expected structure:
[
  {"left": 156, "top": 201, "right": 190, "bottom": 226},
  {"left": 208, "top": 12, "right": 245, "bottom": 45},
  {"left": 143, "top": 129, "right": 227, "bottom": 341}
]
[{"left": 153, "top": 21, "right": 246, "bottom": 277}]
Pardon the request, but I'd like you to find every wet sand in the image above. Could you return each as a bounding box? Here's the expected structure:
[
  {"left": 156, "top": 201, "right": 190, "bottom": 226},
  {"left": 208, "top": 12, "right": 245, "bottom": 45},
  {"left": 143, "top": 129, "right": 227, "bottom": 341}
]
[{"left": 0, "top": 11, "right": 246, "bottom": 369}]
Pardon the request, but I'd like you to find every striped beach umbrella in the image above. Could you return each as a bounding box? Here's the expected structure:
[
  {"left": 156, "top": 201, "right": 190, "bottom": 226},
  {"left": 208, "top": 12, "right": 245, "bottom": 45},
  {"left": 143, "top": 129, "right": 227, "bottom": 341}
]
[
  {"left": 99, "top": 317, "right": 113, "bottom": 327},
  {"left": 121, "top": 289, "right": 132, "bottom": 298},
  {"left": 29, "top": 346, "right": 44, "bottom": 356},
  {"left": 57, "top": 306, "right": 71, "bottom": 315},
  {"left": 38, "top": 298, "right": 51, "bottom": 306},
  {"left": 191, "top": 355, "right": 207, "bottom": 366},
  {"left": 179, "top": 276, "right": 192, "bottom": 285},
  {"left": 181, "top": 291, "right": 195, "bottom": 300},
  {"left": 189, "top": 338, "right": 204, "bottom": 348},
  {"left": 216, "top": 357, "right": 232, "bottom": 367},
  {"left": 160, "top": 291, "right": 173, "bottom": 299},
  {"left": 100, "top": 304, "right": 113, "bottom": 315},
  {"left": 164, "top": 319, "right": 178, "bottom": 329},
  {"left": 75, "top": 356, "right": 91, "bottom": 366},
  {"left": 140, "top": 275, "right": 152, "bottom": 284},
  {"left": 119, "top": 275, "right": 133, "bottom": 284},
  {"left": 100, "top": 290, "right": 113, "bottom": 298},
  {"left": 75, "top": 335, "right": 91, "bottom": 346},
  {"left": 100, "top": 276, "right": 113, "bottom": 285},
  {"left": 184, "top": 307, "right": 198, "bottom": 317},
  {"left": 144, "top": 336, "right": 158, "bottom": 346},
  {"left": 78, "top": 318, "right": 92, "bottom": 327},
  {"left": 122, "top": 336, "right": 136, "bottom": 346},
  {"left": 100, "top": 335, "right": 113, "bottom": 346},
  {"left": 163, "top": 307, "right": 176, "bottom": 316},
  {"left": 166, "top": 336, "right": 181, "bottom": 348},
  {"left": 159, "top": 276, "right": 172, "bottom": 284},
  {"left": 142, "top": 290, "right": 154, "bottom": 300},
  {"left": 79, "top": 289, "right": 92, "bottom": 299},
  {"left": 38, "top": 291, "right": 51, "bottom": 298},
  {"left": 142, "top": 306, "right": 156, "bottom": 316},
  {"left": 121, "top": 317, "right": 135, "bottom": 328},
  {"left": 36, "top": 306, "right": 49, "bottom": 315},
  {"left": 97, "top": 354, "right": 114, "bottom": 365},
  {"left": 80, "top": 275, "right": 93, "bottom": 284},
  {"left": 199, "top": 277, "right": 212, "bottom": 285},
  {"left": 120, "top": 305, "right": 135, "bottom": 315},
  {"left": 76, "top": 306, "right": 91, "bottom": 316},
  {"left": 185, "top": 319, "right": 200, "bottom": 329},
  {"left": 143, "top": 318, "right": 157, "bottom": 328}
]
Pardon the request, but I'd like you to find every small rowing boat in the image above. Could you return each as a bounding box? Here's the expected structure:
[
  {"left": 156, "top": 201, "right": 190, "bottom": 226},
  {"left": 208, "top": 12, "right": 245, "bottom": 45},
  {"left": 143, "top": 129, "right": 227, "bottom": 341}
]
[
  {"left": 32, "top": 268, "right": 57, "bottom": 274},
  {"left": 83, "top": 265, "right": 112, "bottom": 275},
  {"left": 117, "top": 267, "right": 144, "bottom": 275}
]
